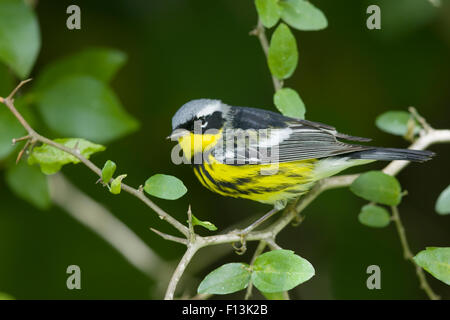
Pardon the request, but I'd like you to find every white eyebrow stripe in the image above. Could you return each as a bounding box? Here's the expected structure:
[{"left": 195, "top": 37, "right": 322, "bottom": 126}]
[{"left": 196, "top": 101, "right": 222, "bottom": 117}]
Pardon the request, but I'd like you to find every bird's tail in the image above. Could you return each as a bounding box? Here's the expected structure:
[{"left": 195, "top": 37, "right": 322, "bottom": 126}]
[{"left": 347, "top": 147, "right": 435, "bottom": 162}]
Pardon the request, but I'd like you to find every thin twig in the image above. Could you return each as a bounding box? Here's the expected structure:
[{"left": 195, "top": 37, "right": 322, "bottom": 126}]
[
  {"left": 390, "top": 206, "right": 440, "bottom": 300},
  {"left": 150, "top": 228, "right": 188, "bottom": 245},
  {"left": 0, "top": 80, "right": 190, "bottom": 239},
  {"left": 12, "top": 135, "right": 30, "bottom": 144},
  {"left": 250, "top": 19, "right": 282, "bottom": 92},
  {"left": 409, "top": 106, "right": 432, "bottom": 132},
  {"left": 382, "top": 129, "right": 450, "bottom": 176},
  {"left": 160, "top": 9, "right": 450, "bottom": 300},
  {"left": 15, "top": 139, "right": 31, "bottom": 164},
  {"left": 391, "top": 206, "right": 413, "bottom": 260},
  {"left": 163, "top": 128, "right": 450, "bottom": 298},
  {"left": 265, "top": 238, "right": 282, "bottom": 250},
  {"left": 7, "top": 79, "right": 33, "bottom": 100},
  {"left": 3, "top": 80, "right": 450, "bottom": 300},
  {"left": 245, "top": 240, "right": 267, "bottom": 300},
  {"left": 164, "top": 244, "right": 199, "bottom": 300}
]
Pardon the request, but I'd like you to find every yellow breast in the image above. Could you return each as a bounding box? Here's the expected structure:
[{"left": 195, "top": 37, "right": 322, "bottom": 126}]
[
  {"left": 193, "top": 153, "right": 317, "bottom": 205},
  {"left": 176, "top": 131, "right": 317, "bottom": 205}
]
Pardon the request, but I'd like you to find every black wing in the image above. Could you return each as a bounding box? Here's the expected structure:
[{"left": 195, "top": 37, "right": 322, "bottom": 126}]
[
  {"left": 214, "top": 106, "right": 373, "bottom": 164},
  {"left": 276, "top": 123, "right": 371, "bottom": 163}
]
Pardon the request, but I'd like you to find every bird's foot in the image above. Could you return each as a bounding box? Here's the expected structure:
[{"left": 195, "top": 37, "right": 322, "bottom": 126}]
[
  {"left": 231, "top": 229, "right": 250, "bottom": 255},
  {"left": 291, "top": 213, "right": 304, "bottom": 227}
]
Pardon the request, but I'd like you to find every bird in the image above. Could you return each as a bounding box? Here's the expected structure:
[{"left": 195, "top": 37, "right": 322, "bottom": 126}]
[{"left": 169, "top": 99, "right": 434, "bottom": 235}]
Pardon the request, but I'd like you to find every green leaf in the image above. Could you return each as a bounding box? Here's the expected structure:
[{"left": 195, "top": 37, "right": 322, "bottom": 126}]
[
  {"left": 5, "top": 162, "right": 50, "bottom": 210},
  {"left": 31, "top": 49, "right": 132, "bottom": 143},
  {"left": 358, "top": 204, "right": 390, "bottom": 228},
  {"left": 261, "top": 291, "right": 287, "bottom": 300},
  {"left": 279, "top": 0, "right": 328, "bottom": 31},
  {"left": 144, "top": 174, "right": 187, "bottom": 200},
  {"left": 350, "top": 171, "right": 402, "bottom": 206},
  {"left": 267, "top": 23, "right": 298, "bottom": 80},
  {"left": 101, "top": 160, "right": 117, "bottom": 184},
  {"left": 375, "top": 111, "right": 419, "bottom": 136},
  {"left": 191, "top": 213, "right": 218, "bottom": 231},
  {"left": 255, "top": 0, "right": 282, "bottom": 28},
  {"left": 28, "top": 138, "right": 105, "bottom": 175},
  {"left": 34, "top": 48, "right": 127, "bottom": 91},
  {"left": 252, "top": 250, "right": 315, "bottom": 292},
  {"left": 413, "top": 247, "right": 450, "bottom": 285},
  {"left": 0, "top": 0, "right": 40, "bottom": 78},
  {"left": 435, "top": 185, "right": 450, "bottom": 215},
  {"left": 197, "top": 263, "right": 251, "bottom": 294},
  {"left": 35, "top": 75, "right": 139, "bottom": 143},
  {"left": 110, "top": 174, "right": 127, "bottom": 195},
  {"left": 273, "top": 87, "right": 305, "bottom": 119}
]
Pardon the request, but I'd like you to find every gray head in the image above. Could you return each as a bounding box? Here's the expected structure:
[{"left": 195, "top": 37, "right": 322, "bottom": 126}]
[{"left": 171, "top": 99, "right": 229, "bottom": 132}]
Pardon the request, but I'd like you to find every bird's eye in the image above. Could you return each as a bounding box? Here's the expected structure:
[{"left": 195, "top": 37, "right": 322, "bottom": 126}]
[{"left": 201, "top": 121, "right": 208, "bottom": 128}]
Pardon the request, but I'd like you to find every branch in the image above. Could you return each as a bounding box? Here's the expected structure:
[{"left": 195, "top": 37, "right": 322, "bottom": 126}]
[
  {"left": 164, "top": 243, "right": 199, "bottom": 300},
  {"left": 391, "top": 206, "right": 440, "bottom": 300},
  {"left": 0, "top": 80, "right": 190, "bottom": 239},
  {"left": 245, "top": 240, "right": 267, "bottom": 300},
  {"left": 159, "top": 126, "right": 450, "bottom": 298},
  {"left": 382, "top": 128, "right": 450, "bottom": 175},
  {"left": 150, "top": 228, "right": 188, "bottom": 245},
  {"left": 250, "top": 19, "right": 282, "bottom": 92},
  {"left": 159, "top": 13, "right": 450, "bottom": 300},
  {"left": 5, "top": 80, "right": 449, "bottom": 300}
]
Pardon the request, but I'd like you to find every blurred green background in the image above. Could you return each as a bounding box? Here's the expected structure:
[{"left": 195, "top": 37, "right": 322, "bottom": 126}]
[{"left": 0, "top": 0, "right": 449, "bottom": 299}]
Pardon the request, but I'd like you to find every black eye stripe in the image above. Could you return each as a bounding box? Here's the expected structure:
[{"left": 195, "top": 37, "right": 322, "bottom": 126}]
[
  {"left": 204, "top": 111, "right": 224, "bottom": 130},
  {"left": 176, "top": 111, "right": 224, "bottom": 132}
]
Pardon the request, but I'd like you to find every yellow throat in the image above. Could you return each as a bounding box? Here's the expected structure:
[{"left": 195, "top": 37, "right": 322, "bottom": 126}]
[{"left": 177, "top": 130, "right": 222, "bottom": 160}]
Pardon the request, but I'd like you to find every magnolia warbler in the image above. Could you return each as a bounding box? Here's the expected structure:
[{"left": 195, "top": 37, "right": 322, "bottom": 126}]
[{"left": 169, "top": 99, "right": 434, "bottom": 232}]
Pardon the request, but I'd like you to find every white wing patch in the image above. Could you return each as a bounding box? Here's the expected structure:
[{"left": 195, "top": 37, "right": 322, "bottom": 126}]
[
  {"left": 258, "top": 127, "right": 293, "bottom": 148},
  {"left": 211, "top": 122, "right": 370, "bottom": 165}
]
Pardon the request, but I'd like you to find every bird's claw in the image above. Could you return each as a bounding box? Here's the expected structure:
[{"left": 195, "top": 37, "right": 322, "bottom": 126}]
[
  {"left": 232, "top": 230, "right": 248, "bottom": 255},
  {"left": 291, "top": 213, "right": 304, "bottom": 227}
]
